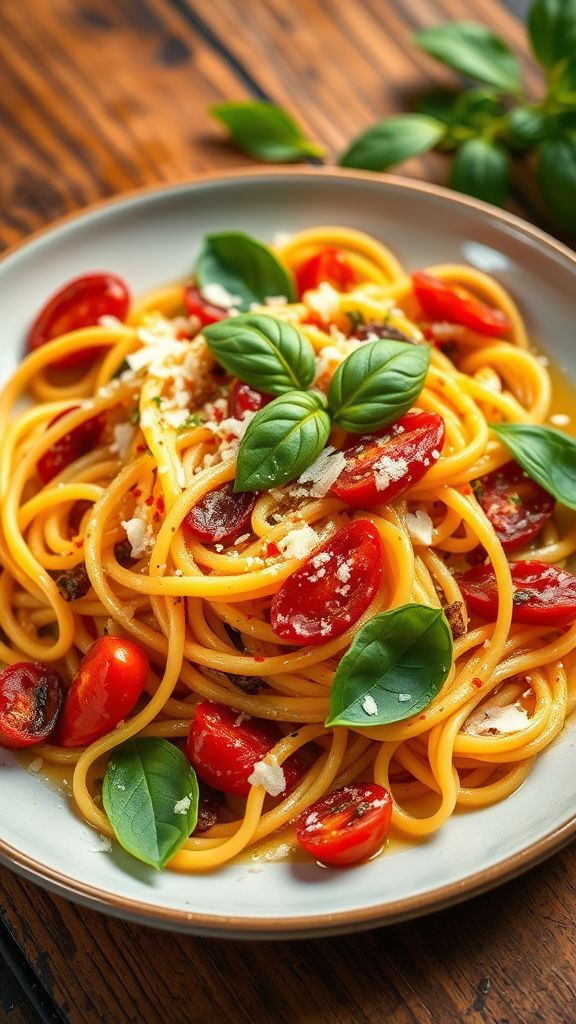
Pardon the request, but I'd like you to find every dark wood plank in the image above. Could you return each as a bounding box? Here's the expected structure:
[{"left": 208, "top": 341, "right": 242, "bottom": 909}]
[{"left": 0, "top": 921, "right": 66, "bottom": 1024}]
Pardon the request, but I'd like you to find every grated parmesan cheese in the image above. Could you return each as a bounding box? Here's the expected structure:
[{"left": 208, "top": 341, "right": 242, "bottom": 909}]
[
  {"left": 405, "top": 509, "right": 434, "bottom": 546},
  {"left": 305, "top": 282, "right": 341, "bottom": 322},
  {"left": 27, "top": 757, "right": 44, "bottom": 774},
  {"left": 296, "top": 445, "right": 348, "bottom": 497},
  {"left": 373, "top": 454, "right": 408, "bottom": 491},
  {"left": 278, "top": 524, "right": 319, "bottom": 560},
  {"left": 550, "top": 413, "right": 570, "bottom": 427},
  {"left": 463, "top": 704, "right": 529, "bottom": 736},
  {"left": 200, "top": 282, "right": 242, "bottom": 309},
  {"left": 361, "top": 694, "right": 378, "bottom": 716},
  {"left": 173, "top": 796, "right": 192, "bottom": 815},
  {"left": 247, "top": 757, "right": 286, "bottom": 797},
  {"left": 113, "top": 422, "right": 136, "bottom": 459},
  {"left": 121, "top": 515, "right": 153, "bottom": 558}
]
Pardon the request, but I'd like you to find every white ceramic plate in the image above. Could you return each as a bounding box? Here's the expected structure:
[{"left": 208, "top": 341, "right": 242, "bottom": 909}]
[{"left": 1, "top": 169, "right": 575, "bottom": 939}]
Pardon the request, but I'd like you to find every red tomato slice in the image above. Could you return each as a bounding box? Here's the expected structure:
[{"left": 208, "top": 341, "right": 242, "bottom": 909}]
[
  {"left": 184, "top": 285, "right": 229, "bottom": 326},
  {"left": 270, "top": 519, "right": 383, "bottom": 644},
  {"left": 458, "top": 561, "right": 576, "bottom": 627},
  {"left": 474, "top": 462, "right": 555, "bottom": 551},
  {"left": 28, "top": 273, "right": 130, "bottom": 370},
  {"left": 295, "top": 783, "right": 392, "bottom": 867},
  {"left": 37, "top": 408, "right": 106, "bottom": 485},
  {"left": 331, "top": 411, "right": 445, "bottom": 509},
  {"left": 184, "top": 482, "right": 257, "bottom": 545},
  {"left": 412, "top": 272, "right": 511, "bottom": 337},
  {"left": 0, "top": 663, "right": 63, "bottom": 749},
  {"left": 227, "top": 379, "right": 271, "bottom": 418},
  {"left": 57, "top": 637, "right": 149, "bottom": 747},
  {"left": 295, "top": 247, "right": 355, "bottom": 297},
  {"left": 186, "top": 701, "right": 301, "bottom": 797}
]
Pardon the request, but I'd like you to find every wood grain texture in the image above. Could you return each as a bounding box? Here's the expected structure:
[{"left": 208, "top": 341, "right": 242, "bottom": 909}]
[
  {"left": 2, "top": 847, "right": 576, "bottom": 1024},
  {"left": 1, "top": 1, "right": 576, "bottom": 1022}
]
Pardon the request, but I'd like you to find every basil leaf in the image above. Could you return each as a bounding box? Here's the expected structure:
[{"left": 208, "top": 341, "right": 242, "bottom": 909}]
[
  {"left": 327, "top": 340, "right": 430, "bottom": 434},
  {"left": 235, "top": 392, "right": 331, "bottom": 492},
  {"left": 414, "top": 22, "right": 522, "bottom": 94},
  {"left": 537, "top": 135, "right": 576, "bottom": 232},
  {"left": 553, "top": 56, "right": 576, "bottom": 105},
  {"left": 209, "top": 101, "right": 325, "bottom": 163},
  {"left": 339, "top": 115, "right": 445, "bottom": 171},
  {"left": 326, "top": 605, "right": 452, "bottom": 728},
  {"left": 528, "top": 0, "right": 576, "bottom": 70},
  {"left": 449, "top": 137, "right": 509, "bottom": 206},
  {"left": 196, "top": 232, "right": 296, "bottom": 310},
  {"left": 505, "top": 106, "right": 548, "bottom": 150},
  {"left": 103, "top": 738, "right": 198, "bottom": 870},
  {"left": 203, "top": 314, "right": 315, "bottom": 396},
  {"left": 491, "top": 422, "right": 576, "bottom": 510}
]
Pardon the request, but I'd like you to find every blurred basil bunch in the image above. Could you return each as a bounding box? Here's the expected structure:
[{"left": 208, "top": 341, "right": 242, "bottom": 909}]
[{"left": 209, "top": 0, "right": 576, "bottom": 231}]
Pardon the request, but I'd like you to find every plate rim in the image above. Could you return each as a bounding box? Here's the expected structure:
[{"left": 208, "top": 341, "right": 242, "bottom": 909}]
[{"left": 1, "top": 166, "right": 576, "bottom": 938}]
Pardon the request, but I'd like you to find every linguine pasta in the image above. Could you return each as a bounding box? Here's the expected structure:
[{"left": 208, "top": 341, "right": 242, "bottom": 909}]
[{"left": 0, "top": 224, "right": 575, "bottom": 872}]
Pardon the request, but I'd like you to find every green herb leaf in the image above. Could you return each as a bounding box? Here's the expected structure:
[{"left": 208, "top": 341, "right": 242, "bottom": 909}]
[
  {"left": 339, "top": 115, "right": 446, "bottom": 171},
  {"left": 235, "top": 391, "right": 331, "bottom": 492},
  {"left": 552, "top": 56, "right": 576, "bottom": 104},
  {"left": 195, "top": 232, "right": 296, "bottom": 311},
  {"left": 326, "top": 604, "right": 452, "bottom": 727},
  {"left": 450, "top": 88, "right": 506, "bottom": 129},
  {"left": 327, "top": 339, "right": 430, "bottom": 433},
  {"left": 414, "top": 22, "right": 522, "bottom": 94},
  {"left": 203, "top": 313, "right": 315, "bottom": 396},
  {"left": 537, "top": 134, "right": 576, "bottom": 231},
  {"left": 491, "top": 422, "right": 576, "bottom": 509},
  {"left": 504, "top": 106, "right": 548, "bottom": 150},
  {"left": 528, "top": 0, "right": 576, "bottom": 70},
  {"left": 103, "top": 738, "right": 199, "bottom": 870},
  {"left": 177, "top": 413, "right": 203, "bottom": 431},
  {"left": 449, "top": 137, "right": 509, "bottom": 206},
  {"left": 209, "top": 101, "right": 325, "bottom": 162}
]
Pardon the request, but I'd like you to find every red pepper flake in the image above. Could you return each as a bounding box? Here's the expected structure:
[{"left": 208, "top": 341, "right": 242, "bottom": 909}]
[
  {"left": 136, "top": 443, "right": 147, "bottom": 453},
  {"left": 472, "top": 677, "right": 483, "bottom": 689},
  {"left": 145, "top": 496, "right": 154, "bottom": 507},
  {"left": 74, "top": 539, "right": 83, "bottom": 549},
  {"left": 419, "top": 714, "right": 426, "bottom": 720},
  {"left": 213, "top": 407, "right": 224, "bottom": 423},
  {"left": 265, "top": 541, "right": 280, "bottom": 557},
  {"left": 132, "top": 488, "right": 142, "bottom": 498},
  {"left": 253, "top": 656, "right": 265, "bottom": 663},
  {"left": 156, "top": 496, "right": 165, "bottom": 515}
]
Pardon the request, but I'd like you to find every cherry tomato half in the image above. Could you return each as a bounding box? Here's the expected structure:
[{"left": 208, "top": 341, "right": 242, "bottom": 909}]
[
  {"left": 37, "top": 408, "right": 106, "bottom": 485},
  {"left": 458, "top": 561, "right": 576, "bottom": 627},
  {"left": 295, "top": 247, "right": 355, "bottom": 297},
  {"left": 0, "top": 663, "right": 63, "bottom": 749},
  {"left": 331, "top": 411, "right": 445, "bottom": 509},
  {"left": 296, "top": 783, "right": 392, "bottom": 867},
  {"left": 57, "top": 636, "right": 149, "bottom": 748},
  {"left": 184, "top": 482, "right": 257, "bottom": 545},
  {"left": 184, "top": 285, "right": 229, "bottom": 326},
  {"left": 270, "top": 519, "right": 383, "bottom": 644},
  {"left": 186, "top": 701, "right": 301, "bottom": 797},
  {"left": 412, "top": 271, "right": 511, "bottom": 337},
  {"left": 28, "top": 272, "right": 130, "bottom": 370},
  {"left": 474, "top": 462, "right": 555, "bottom": 551},
  {"left": 227, "top": 379, "right": 271, "bottom": 419}
]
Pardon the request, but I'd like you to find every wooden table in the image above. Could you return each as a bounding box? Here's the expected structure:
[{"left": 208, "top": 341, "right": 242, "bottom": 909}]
[{"left": 1, "top": 1, "right": 575, "bottom": 1022}]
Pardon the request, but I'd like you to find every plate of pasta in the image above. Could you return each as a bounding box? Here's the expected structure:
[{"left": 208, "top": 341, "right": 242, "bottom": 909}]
[{"left": 0, "top": 168, "right": 575, "bottom": 938}]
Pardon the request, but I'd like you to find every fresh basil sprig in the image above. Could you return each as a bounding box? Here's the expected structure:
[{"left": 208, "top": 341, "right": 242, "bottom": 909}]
[
  {"left": 328, "top": 339, "right": 430, "bottom": 434},
  {"left": 203, "top": 314, "right": 316, "bottom": 395},
  {"left": 103, "top": 738, "right": 199, "bottom": 870},
  {"left": 235, "top": 392, "right": 331, "bottom": 492},
  {"left": 209, "top": 102, "right": 325, "bottom": 162},
  {"left": 491, "top": 422, "right": 576, "bottom": 510},
  {"left": 208, "top": 2, "right": 576, "bottom": 230},
  {"left": 196, "top": 232, "right": 296, "bottom": 310},
  {"left": 326, "top": 604, "right": 452, "bottom": 728}
]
